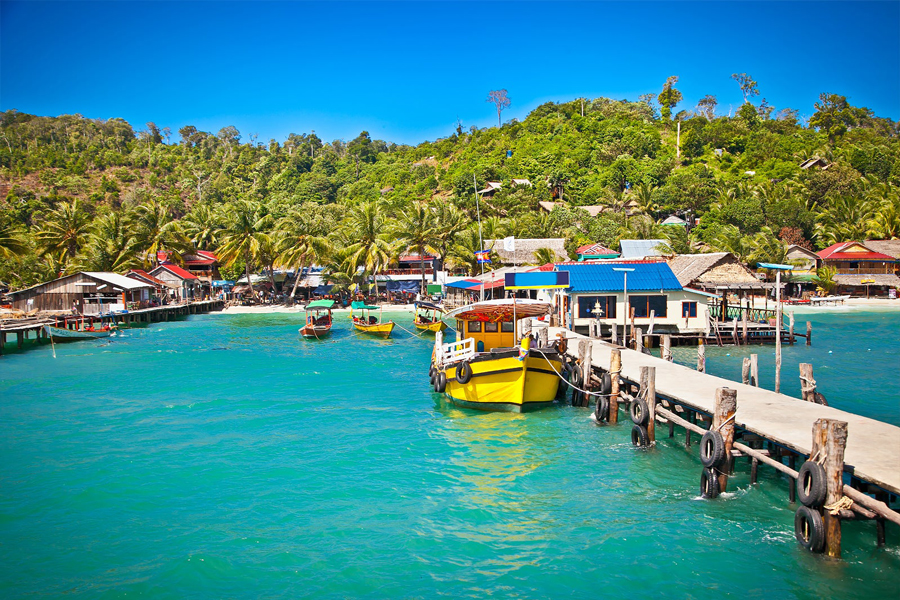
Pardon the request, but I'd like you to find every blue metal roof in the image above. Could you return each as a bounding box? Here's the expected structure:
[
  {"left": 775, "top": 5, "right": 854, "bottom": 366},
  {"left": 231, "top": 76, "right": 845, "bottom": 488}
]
[
  {"left": 556, "top": 262, "right": 683, "bottom": 292},
  {"left": 619, "top": 239, "right": 667, "bottom": 259}
]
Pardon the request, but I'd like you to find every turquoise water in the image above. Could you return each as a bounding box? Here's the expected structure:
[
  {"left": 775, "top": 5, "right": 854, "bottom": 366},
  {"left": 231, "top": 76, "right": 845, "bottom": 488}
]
[{"left": 0, "top": 310, "right": 898, "bottom": 598}]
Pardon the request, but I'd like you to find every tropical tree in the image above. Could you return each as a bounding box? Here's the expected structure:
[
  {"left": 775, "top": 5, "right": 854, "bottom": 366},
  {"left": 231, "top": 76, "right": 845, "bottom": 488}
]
[
  {"left": 430, "top": 200, "right": 468, "bottom": 268},
  {"left": 448, "top": 227, "right": 495, "bottom": 277},
  {"left": 709, "top": 224, "right": 753, "bottom": 262},
  {"left": 78, "top": 211, "right": 139, "bottom": 272},
  {"left": 657, "top": 76, "right": 682, "bottom": 121},
  {"left": 276, "top": 208, "right": 331, "bottom": 300},
  {"left": 393, "top": 202, "right": 439, "bottom": 294},
  {"left": 182, "top": 202, "right": 224, "bottom": 250},
  {"left": 812, "top": 265, "right": 838, "bottom": 295},
  {"left": 0, "top": 219, "right": 27, "bottom": 259},
  {"left": 532, "top": 247, "right": 557, "bottom": 265},
  {"left": 731, "top": 73, "right": 759, "bottom": 104},
  {"left": 486, "top": 89, "right": 511, "bottom": 126},
  {"left": 343, "top": 201, "right": 393, "bottom": 296},
  {"left": 133, "top": 200, "right": 191, "bottom": 268},
  {"left": 34, "top": 199, "right": 92, "bottom": 269},
  {"left": 216, "top": 199, "right": 273, "bottom": 298}
]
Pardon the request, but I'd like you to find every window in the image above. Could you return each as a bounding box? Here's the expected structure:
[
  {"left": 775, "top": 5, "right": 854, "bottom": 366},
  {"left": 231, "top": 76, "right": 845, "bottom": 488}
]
[
  {"left": 468, "top": 321, "right": 482, "bottom": 333},
  {"left": 500, "top": 321, "right": 514, "bottom": 332},
  {"left": 682, "top": 301, "right": 698, "bottom": 318},
  {"left": 578, "top": 295, "right": 616, "bottom": 319},
  {"left": 629, "top": 295, "right": 667, "bottom": 318},
  {"left": 484, "top": 322, "right": 498, "bottom": 333}
]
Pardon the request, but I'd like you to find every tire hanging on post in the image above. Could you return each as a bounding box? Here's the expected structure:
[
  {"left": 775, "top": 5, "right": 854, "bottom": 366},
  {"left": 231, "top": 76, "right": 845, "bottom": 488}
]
[
  {"left": 700, "top": 430, "right": 726, "bottom": 468},
  {"left": 630, "top": 397, "right": 650, "bottom": 426},
  {"left": 797, "top": 461, "right": 827, "bottom": 508},
  {"left": 631, "top": 424, "right": 649, "bottom": 447},
  {"left": 700, "top": 467, "right": 720, "bottom": 499},
  {"left": 794, "top": 505, "right": 825, "bottom": 553}
]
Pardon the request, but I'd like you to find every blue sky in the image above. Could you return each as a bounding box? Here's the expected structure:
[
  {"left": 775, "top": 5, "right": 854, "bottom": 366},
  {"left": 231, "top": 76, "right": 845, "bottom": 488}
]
[{"left": 2, "top": 1, "right": 898, "bottom": 146}]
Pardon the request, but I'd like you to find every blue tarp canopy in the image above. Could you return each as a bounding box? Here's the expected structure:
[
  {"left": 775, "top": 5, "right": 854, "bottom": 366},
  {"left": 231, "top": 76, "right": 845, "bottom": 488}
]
[
  {"left": 313, "top": 284, "right": 333, "bottom": 295},
  {"left": 556, "top": 263, "right": 682, "bottom": 292},
  {"left": 385, "top": 280, "right": 420, "bottom": 292},
  {"left": 445, "top": 279, "right": 481, "bottom": 290}
]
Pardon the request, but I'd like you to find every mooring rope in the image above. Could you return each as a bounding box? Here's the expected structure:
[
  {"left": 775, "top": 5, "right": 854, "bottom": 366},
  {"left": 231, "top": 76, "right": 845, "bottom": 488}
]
[
  {"left": 530, "top": 347, "right": 614, "bottom": 398},
  {"left": 824, "top": 496, "right": 854, "bottom": 515},
  {"left": 800, "top": 375, "right": 817, "bottom": 392}
]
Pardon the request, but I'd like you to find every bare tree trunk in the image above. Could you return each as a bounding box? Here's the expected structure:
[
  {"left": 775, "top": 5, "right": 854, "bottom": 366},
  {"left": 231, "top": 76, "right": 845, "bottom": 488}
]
[{"left": 245, "top": 251, "right": 255, "bottom": 299}]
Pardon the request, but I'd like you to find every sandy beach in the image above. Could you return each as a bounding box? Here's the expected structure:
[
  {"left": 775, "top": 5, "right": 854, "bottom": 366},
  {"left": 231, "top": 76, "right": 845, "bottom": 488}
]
[{"left": 219, "top": 303, "right": 420, "bottom": 315}]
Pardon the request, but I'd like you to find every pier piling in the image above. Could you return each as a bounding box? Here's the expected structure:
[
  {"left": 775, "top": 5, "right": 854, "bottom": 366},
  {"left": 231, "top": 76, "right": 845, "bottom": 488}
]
[
  {"left": 662, "top": 335, "right": 672, "bottom": 362},
  {"left": 742, "top": 358, "right": 751, "bottom": 385},
  {"left": 800, "top": 364, "right": 817, "bottom": 403},
  {"left": 641, "top": 366, "right": 657, "bottom": 444},
  {"left": 714, "top": 388, "right": 738, "bottom": 493},
  {"left": 806, "top": 321, "right": 812, "bottom": 346},
  {"left": 750, "top": 354, "right": 759, "bottom": 387},
  {"left": 810, "top": 418, "right": 849, "bottom": 557},
  {"left": 697, "top": 339, "right": 705, "bottom": 373},
  {"left": 609, "top": 349, "right": 621, "bottom": 425}
]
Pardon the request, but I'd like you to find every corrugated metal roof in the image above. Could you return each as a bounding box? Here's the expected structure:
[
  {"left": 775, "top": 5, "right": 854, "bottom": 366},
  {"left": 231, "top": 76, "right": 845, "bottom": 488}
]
[
  {"left": 151, "top": 263, "right": 199, "bottom": 280},
  {"left": 619, "top": 239, "right": 668, "bottom": 259},
  {"left": 83, "top": 272, "right": 154, "bottom": 290},
  {"left": 556, "top": 262, "right": 682, "bottom": 292}
]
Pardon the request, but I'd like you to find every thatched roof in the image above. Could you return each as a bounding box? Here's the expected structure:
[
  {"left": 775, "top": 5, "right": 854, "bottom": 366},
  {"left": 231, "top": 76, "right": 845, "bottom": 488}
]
[
  {"left": 864, "top": 239, "right": 900, "bottom": 259},
  {"left": 666, "top": 253, "right": 758, "bottom": 286},
  {"left": 835, "top": 274, "right": 900, "bottom": 286},
  {"left": 485, "top": 238, "right": 568, "bottom": 265}
]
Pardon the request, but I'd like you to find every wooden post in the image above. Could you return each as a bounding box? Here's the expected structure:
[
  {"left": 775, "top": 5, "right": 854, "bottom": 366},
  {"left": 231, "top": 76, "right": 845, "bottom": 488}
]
[
  {"left": 742, "top": 306, "right": 748, "bottom": 345},
  {"left": 635, "top": 327, "right": 644, "bottom": 354},
  {"left": 640, "top": 366, "right": 656, "bottom": 444},
  {"left": 742, "top": 358, "right": 751, "bottom": 385},
  {"left": 521, "top": 317, "right": 532, "bottom": 341},
  {"left": 810, "top": 418, "right": 849, "bottom": 558},
  {"left": 611, "top": 321, "right": 618, "bottom": 345},
  {"left": 17, "top": 331, "right": 24, "bottom": 349},
  {"left": 799, "top": 363, "right": 816, "bottom": 402},
  {"left": 537, "top": 327, "right": 548, "bottom": 347},
  {"left": 732, "top": 317, "right": 739, "bottom": 345},
  {"left": 648, "top": 310, "right": 655, "bottom": 335},
  {"left": 750, "top": 354, "right": 759, "bottom": 387},
  {"left": 806, "top": 321, "right": 812, "bottom": 346},
  {"left": 629, "top": 306, "right": 635, "bottom": 348},
  {"left": 662, "top": 335, "right": 672, "bottom": 362},
  {"left": 775, "top": 271, "right": 783, "bottom": 393},
  {"left": 789, "top": 311, "right": 795, "bottom": 345},
  {"left": 714, "top": 387, "right": 738, "bottom": 492},
  {"left": 697, "top": 338, "right": 705, "bottom": 373},
  {"left": 609, "top": 349, "right": 621, "bottom": 425}
]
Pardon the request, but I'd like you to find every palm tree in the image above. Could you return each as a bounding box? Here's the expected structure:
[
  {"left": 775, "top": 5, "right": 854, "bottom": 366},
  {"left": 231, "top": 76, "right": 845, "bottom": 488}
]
[
  {"left": 34, "top": 198, "right": 92, "bottom": 269},
  {"left": 447, "top": 227, "right": 495, "bottom": 276},
  {"left": 815, "top": 196, "right": 872, "bottom": 246},
  {"left": 133, "top": 200, "right": 191, "bottom": 269},
  {"left": 430, "top": 200, "right": 468, "bottom": 270},
  {"left": 77, "top": 211, "right": 140, "bottom": 272},
  {"left": 532, "top": 247, "right": 557, "bottom": 265},
  {"left": 276, "top": 209, "right": 331, "bottom": 301},
  {"left": 0, "top": 219, "right": 27, "bottom": 259},
  {"left": 709, "top": 224, "right": 753, "bottom": 263},
  {"left": 812, "top": 266, "right": 838, "bottom": 295},
  {"left": 343, "top": 201, "right": 393, "bottom": 298},
  {"left": 182, "top": 202, "right": 224, "bottom": 250},
  {"left": 633, "top": 182, "right": 658, "bottom": 219},
  {"left": 393, "top": 202, "right": 439, "bottom": 294},
  {"left": 216, "top": 199, "right": 273, "bottom": 298}
]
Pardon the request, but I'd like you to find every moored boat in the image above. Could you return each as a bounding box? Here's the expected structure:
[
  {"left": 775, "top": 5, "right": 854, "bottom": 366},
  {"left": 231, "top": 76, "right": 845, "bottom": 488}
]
[
  {"left": 414, "top": 301, "right": 446, "bottom": 333},
  {"left": 43, "top": 323, "right": 116, "bottom": 341},
  {"left": 300, "top": 299, "right": 335, "bottom": 338},
  {"left": 430, "top": 299, "right": 566, "bottom": 413},
  {"left": 351, "top": 301, "right": 395, "bottom": 338}
]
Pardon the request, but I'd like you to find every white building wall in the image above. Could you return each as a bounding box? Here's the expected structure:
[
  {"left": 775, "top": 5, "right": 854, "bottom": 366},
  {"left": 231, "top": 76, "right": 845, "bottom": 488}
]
[{"left": 568, "top": 289, "right": 712, "bottom": 334}]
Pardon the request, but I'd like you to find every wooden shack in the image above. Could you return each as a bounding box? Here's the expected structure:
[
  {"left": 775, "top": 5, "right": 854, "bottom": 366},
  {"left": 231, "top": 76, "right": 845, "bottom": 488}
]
[{"left": 5, "top": 272, "right": 153, "bottom": 313}]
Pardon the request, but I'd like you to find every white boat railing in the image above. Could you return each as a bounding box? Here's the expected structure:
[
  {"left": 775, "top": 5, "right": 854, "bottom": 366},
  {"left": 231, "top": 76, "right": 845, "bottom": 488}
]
[{"left": 435, "top": 335, "right": 475, "bottom": 367}]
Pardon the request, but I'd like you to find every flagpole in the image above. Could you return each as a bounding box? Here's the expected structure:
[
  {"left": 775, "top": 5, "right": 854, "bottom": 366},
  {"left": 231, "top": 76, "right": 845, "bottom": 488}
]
[{"left": 474, "top": 173, "right": 484, "bottom": 302}]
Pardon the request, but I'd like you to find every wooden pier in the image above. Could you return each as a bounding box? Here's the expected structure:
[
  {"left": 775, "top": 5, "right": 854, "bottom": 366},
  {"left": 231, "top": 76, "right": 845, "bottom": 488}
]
[
  {"left": 549, "top": 326, "right": 899, "bottom": 556},
  {"left": 0, "top": 300, "right": 225, "bottom": 356}
]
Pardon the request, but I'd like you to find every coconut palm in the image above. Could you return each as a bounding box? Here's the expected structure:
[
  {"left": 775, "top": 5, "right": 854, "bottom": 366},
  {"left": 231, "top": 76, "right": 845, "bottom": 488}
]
[
  {"left": 182, "top": 202, "right": 224, "bottom": 250},
  {"left": 216, "top": 199, "right": 273, "bottom": 298},
  {"left": 812, "top": 266, "right": 838, "bottom": 295},
  {"left": 343, "top": 201, "right": 393, "bottom": 297},
  {"left": 133, "top": 200, "right": 192, "bottom": 268},
  {"left": 276, "top": 208, "right": 331, "bottom": 300},
  {"left": 532, "top": 247, "right": 557, "bottom": 266},
  {"left": 430, "top": 199, "right": 468, "bottom": 269},
  {"left": 77, "top": 211, "right": 140, "bottom": 272},
  {"left": 393, "top": 202, "right": 439, "bottom": 294},
  {"left": 447, "top": 227, "right": 496, "bottom": 276},
  {"left": 709, "top": 224, "right": 753, "bottom": 263},
  {"left": 34, "top": 198, "right": 92, "bottom": 268},
  {"left": 0, "top": 219, "right": 27, "bottom": 259},
  {"left": 815, "top": 196, "right": 873, "bottom": 246}
]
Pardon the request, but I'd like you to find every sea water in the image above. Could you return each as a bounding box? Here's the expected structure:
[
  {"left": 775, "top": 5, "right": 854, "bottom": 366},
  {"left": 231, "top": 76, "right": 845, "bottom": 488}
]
[{"left": 0, "top": 309, "right": 897, "bottom": 598}]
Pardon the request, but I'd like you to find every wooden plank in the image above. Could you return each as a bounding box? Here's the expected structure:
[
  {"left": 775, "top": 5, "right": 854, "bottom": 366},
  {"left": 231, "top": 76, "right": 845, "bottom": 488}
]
[{"left": 551, "top": 328, "right": 900, "bottom": 496}]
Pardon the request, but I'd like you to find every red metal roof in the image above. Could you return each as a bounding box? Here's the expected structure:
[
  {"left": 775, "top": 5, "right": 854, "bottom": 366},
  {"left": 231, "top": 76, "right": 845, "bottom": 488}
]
[
  {"left": 576, "top": 243, "right": 619, "bottom": 255},
  {"left": 126, "top": 269, "right": 167, "bottom": 287},
  {"left": 817, "top": 242, "right": 894, "bottom": 261},
  {"left": 155, "top": 263, "right": 198, "bottom": 280},
  {"left": 398, "top": 254, "right": 436, "bottom": 263},
  {"left": 184, "top": 250, "right": 218, "bottom": 266}
]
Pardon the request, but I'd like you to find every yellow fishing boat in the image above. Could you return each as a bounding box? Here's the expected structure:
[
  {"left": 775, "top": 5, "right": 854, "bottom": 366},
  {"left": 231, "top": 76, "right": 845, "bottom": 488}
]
[
  {"left": 429, "top": 298, "right": 566, "bottom": 413},
  {"left": 414, "top": 301, "right": 446, "bottom": 333},
  {"left": 351, "top": 301, "right": 395, "bottom": 338}
]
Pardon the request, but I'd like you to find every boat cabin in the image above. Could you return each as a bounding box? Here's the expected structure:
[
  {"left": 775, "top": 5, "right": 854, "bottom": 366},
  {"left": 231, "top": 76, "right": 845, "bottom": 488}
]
[{"left": 449, "top": 299, "right": 553, "bottom": 353}]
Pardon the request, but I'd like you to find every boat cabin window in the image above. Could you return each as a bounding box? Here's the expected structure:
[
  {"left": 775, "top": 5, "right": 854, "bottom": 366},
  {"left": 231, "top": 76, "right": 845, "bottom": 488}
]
[
  {"left": 468, "top": 321, "right": 482, "bottom": 333},
  {"left": 485, "top": 322, "right": 498, "bottom": 333},
  {"left": 500, "top": 321, "right": 514, "bottom": 332},
  {"left": 460, "top": 317, "right": 517, "bottom": 350}
]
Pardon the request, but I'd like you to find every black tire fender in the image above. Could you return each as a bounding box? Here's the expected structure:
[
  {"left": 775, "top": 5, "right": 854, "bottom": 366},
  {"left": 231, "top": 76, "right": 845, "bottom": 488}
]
[
  {"left": 570, "top": 365, "right": 584, "bottom": 388},
  {"left": 797, "top": 461, "right": 827, "bottom": 508},
  {"left": 630, "top": 397, "right": 650, "bottom": 426},
  {"left": 434, "top": 371, "right": 447, "bottom": 393},
  {"left": 456, "top": 361, "right": 473, "bottom": 384},
  {"left": 599, "top": 372, "right": 612, "bottom": 396},
  {"left": 794, "top": 505, "right": 825, "bottom": 553},
  {"left": 595, "top": 396, "right": 609, "bottom": 422},
  {"left": 700, "top": 430, "right": 726, "bottom": 468},
  {"left": 700, "top": 467, "right": 721, "bottom": 499},
  {"left": 631, "top": 424, "right": 650, "bottom": 447}
]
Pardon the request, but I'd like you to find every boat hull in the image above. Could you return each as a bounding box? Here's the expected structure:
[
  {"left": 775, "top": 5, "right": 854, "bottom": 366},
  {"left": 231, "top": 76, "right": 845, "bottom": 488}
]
[
  {"left": 353, "top": 321, "right": 394, "bottom": 338},
  {"left": 43, "top": 324, "right": 113, "bottom": 340},
  {"left": 441, "top": 350, "right": 563, "bottom": 413},
  {"left": 300, "top": 325, "right": 332, "bottom": 338},
  {"left": 415, "top": 320, "right": 446, "bottom": 333}
]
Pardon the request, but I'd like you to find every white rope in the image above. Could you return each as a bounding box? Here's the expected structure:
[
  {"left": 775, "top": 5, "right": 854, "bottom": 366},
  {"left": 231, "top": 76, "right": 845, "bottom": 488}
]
[
  {"left": 715, "top": 413, "right": 736, "bottom": 432},
  {"left": 800, "top": 375, "right": 817, "bottom": 392},
  {"left": 531, "top": 347, "right": 613, "bottom": 398}
]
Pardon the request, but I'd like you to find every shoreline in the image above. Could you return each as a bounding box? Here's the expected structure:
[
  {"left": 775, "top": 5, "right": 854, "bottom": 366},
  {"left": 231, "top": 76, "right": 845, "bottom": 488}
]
[{"left": 219, "top": 303, "right": 420, "bottom": 315}]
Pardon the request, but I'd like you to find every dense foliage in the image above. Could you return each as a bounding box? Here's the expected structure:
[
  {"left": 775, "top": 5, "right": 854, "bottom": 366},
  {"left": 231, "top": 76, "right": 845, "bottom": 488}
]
[{"left": 1, "top": 87, "right": 898, "bottom": 292}]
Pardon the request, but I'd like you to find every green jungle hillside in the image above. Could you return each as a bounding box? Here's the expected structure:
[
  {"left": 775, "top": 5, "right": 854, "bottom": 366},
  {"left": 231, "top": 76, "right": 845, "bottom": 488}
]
[{"left": 1, "top": 85, "right": 898, "bottom": 291}]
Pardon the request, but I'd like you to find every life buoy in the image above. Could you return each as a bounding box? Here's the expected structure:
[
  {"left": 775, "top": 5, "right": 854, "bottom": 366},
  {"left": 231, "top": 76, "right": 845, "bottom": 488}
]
[
  {"left": 457, "top": 361, "right": 473, "bottom": 384},
  {"left": 794, "top": 505, "right": 825, "bottom": 553},
  {"left": 700, "top": 430, "right": 726, "bottom": 468},
  {"left": 797, "top": 461, "right": 827, "bottom": 508}
]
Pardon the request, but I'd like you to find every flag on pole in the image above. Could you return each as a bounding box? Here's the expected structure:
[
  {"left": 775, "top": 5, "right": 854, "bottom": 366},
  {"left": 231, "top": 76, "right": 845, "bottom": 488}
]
[
  {"left": 502, "top": 236, "right": 516, "bottom": 252},
  {"left": 475, "top": 250, "right": 491, "bottom": 264}
]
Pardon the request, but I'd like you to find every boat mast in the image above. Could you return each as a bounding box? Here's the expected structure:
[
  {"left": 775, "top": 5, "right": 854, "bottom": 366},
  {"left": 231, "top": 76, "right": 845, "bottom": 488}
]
[{"left": 474, "top": 173, "right": 484, "bottom": 302}]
